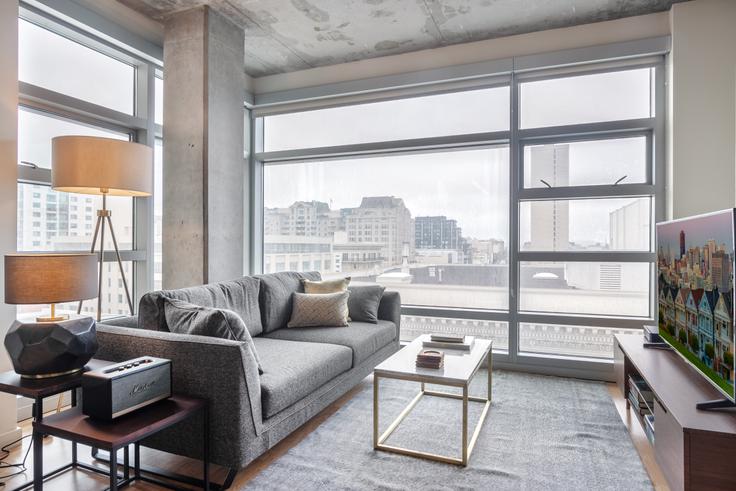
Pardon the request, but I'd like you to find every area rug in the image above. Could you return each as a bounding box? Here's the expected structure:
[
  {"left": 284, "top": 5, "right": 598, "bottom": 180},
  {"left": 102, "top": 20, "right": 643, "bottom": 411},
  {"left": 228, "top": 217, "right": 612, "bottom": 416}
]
[{"left": 248, "top": 370, "right": 652, "bottom": 490}]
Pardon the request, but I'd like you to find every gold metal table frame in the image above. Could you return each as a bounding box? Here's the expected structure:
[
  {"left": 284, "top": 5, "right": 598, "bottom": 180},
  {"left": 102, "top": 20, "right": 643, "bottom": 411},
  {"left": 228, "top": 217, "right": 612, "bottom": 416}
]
[{"left": 373, "top": 349, "right": 492, "bottom": 466}]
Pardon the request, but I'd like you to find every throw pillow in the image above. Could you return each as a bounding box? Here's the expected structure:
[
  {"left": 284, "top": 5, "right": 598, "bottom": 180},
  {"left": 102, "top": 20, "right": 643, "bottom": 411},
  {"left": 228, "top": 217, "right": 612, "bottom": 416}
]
[
  {"left": 163, "top": 298, "right": 263, "bottom": 373},
  {"left": 302, "top": 277, "right": 351, "bottom": 293},
  {"left": 348, "top": 285, "right": 386, "bottom": 323},
  {"left": 287, "top": 291, "right": 350, "bottom": 328}
]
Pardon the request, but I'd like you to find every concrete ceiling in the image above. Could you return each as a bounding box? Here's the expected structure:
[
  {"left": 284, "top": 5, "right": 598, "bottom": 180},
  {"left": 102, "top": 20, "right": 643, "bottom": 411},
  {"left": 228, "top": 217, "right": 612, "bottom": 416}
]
[{"left": 117, "top": 0, "right": 685, "bottom": 77}]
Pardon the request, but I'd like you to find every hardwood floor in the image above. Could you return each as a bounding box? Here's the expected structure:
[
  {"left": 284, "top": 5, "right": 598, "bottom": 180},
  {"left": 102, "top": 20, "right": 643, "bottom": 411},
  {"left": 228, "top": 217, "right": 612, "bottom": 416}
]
[{"left": 0, "top": 377, "right": 667, "bottom": 490}]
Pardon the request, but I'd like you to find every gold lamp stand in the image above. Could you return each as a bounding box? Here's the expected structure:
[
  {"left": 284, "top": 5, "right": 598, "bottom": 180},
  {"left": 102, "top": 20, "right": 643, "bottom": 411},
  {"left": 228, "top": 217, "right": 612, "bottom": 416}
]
[{"left": 78, "top": 191, "right": 134, "bottom": 321}]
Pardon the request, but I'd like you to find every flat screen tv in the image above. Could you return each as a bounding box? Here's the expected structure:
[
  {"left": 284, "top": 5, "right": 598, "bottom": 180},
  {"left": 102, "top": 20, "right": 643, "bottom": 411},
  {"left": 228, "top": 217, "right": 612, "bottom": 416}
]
[{"left": 657, "top": 209, "right": 736, "bottom": 410}]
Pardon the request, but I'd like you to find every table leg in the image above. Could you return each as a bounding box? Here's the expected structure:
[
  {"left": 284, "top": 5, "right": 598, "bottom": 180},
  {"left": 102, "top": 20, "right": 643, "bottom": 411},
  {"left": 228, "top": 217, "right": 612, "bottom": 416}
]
[
  {"left": 123, "top": 445, "right": 129, "bottom": 481},
  {"left": 487, "top": 349, "right": 493, "bottom": 402},
  {"left": 461, "top": 385, "right": 468, "bottom": 466},
  {"left": 203, "top": 405, "right": 209, "bottom": 490},
  {"left": 33, "top": 396, "right": 43, "bottom": 491},
  {"left": 373, "top": 375, "right": 379, "bottom": 449},
  {"left": 109, "top": 449, "right": 118, "bottom": 491},
  {"left": 134, "top": 443, "right": 140, "bottom": 480},
  {"left": 32, "top": 429, "right": 43, "bottom": 491}
]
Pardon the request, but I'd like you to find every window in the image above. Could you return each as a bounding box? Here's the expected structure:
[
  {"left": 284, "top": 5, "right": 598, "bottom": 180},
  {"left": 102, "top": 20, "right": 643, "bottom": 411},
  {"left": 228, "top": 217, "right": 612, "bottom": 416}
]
[
  {"left": 263, "top": 146, "right": 510, "bottom": 312},
  {"left": 264, "top": 86, "right": 509, "bottom": 151},
  {"left": 17, "top": 11, "right": 162, "bottom": 320},
  {"left": 154, "top": 75, "right": 163, "bottom": 125},
  {"left": 154, "top": 139, "right": 163, "bottom": 289},
  {"left": 519, "top": 67, "right": 653, "bottom": 128},
  {"left": 256, "top": 61, "right": 662, "bottom": 366},
  {"left": 18, "top": 107, "right": 129, "bottom": 169},
  {"left": 19, "top": 19, "right": 135, "bottom": 114}
]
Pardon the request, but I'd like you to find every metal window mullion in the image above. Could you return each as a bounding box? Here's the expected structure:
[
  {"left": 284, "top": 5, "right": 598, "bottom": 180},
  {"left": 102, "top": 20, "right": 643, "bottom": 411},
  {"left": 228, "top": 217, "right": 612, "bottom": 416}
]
[
  {"left": 20, "top": 83, "right": 146, "bottom": 132},
  {"left": 518, "top": 184, "right": 656, "bottom": 201},
  {"left": 516, "top": 313, "right": 652, "bottom": 331},
  {"left": 508, "top": 71, "right": 521, "bottom": 363},
  {"left": 518, "top": 118, "right": 655, "bottom": 141},
  {"left": 518, "top": 251, "right": 655, "bottom": 263},
  {"left": 255, "top": 131, "right": 510, "bottom": 163},
  {"left": 133, "top": 62, "right": 156, "bottom": 308},
  {"left": 251, "top": 116, "right": 264, "bottom": 275},
  {"left": 401, "top": 306, "right": 509, "bottom": 322}
]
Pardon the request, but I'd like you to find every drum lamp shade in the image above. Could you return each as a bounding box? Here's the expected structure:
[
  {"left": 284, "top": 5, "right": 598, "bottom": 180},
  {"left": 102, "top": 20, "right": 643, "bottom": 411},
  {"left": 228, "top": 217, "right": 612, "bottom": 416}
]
[
  {"left": 51, "top": 136, "right": 153, "bottom": 196},
  {"left": 4, "top": 253, "right": 98, "bottom": 305}
]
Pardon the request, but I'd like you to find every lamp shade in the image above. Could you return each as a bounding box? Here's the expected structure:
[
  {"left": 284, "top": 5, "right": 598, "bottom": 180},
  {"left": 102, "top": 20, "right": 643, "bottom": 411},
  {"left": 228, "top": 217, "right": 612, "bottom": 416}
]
[
  {"left": 51, "top": 136, "right": 153, "bottom": 196},
  {"left": 4, "top": 253, "right": 98, "bottom": 304}
]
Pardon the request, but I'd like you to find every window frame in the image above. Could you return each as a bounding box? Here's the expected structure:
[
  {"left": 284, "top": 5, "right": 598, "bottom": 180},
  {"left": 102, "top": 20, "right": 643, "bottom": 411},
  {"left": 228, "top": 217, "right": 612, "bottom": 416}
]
[
  {"left": 250, "top": 55, "right": 665, "bottom": 376},
  {"left": 17, "top": 5, "right": 163, "bottom": 314}
]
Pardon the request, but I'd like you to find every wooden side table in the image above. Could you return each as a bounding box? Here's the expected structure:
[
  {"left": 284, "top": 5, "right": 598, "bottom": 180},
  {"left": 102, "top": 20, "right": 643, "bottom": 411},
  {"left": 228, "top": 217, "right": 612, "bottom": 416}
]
[
  {"left": 33, "top": 395, "right": 208, "bottom": 491},
  {"left": 0, "top": 359, "right": 114, "bottom": 491}
]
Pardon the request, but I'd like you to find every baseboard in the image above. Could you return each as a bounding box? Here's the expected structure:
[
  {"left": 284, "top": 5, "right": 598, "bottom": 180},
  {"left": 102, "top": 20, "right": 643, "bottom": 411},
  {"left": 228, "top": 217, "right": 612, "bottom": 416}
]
[{"left": 0, "top": 426, "right": 22, "bottom": 449}]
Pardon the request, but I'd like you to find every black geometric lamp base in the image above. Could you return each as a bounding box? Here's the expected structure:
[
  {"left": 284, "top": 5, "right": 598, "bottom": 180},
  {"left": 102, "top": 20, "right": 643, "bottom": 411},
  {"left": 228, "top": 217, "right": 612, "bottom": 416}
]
[{"left": 4, "top": 317, "right": 98, "bottom": 379}]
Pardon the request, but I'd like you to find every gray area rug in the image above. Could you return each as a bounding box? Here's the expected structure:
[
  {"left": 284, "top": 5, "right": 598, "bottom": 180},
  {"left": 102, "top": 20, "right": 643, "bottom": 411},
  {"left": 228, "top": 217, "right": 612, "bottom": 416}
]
[{"left": 248, "top": 370, "right": 652, "bottom": 490}]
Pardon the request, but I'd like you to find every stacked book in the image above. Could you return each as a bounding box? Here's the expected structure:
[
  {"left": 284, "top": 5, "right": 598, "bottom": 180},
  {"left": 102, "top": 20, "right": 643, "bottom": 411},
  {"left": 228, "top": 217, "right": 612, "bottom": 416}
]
[
  {"left": 416, "top": 350, "right": 444, "bottom": 369},
  {"left": 628, "top": 375, "right": 654, "bottom": 417},
  {"left": 422, "top": 334, "right": 475, "bottom": 351}
]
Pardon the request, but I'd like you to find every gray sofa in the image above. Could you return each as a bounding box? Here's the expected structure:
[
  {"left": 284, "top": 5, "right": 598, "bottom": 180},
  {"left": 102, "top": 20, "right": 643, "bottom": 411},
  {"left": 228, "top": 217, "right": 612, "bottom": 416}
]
[{"left": 96, "top": 271, "right": 400, "bottom": 472}]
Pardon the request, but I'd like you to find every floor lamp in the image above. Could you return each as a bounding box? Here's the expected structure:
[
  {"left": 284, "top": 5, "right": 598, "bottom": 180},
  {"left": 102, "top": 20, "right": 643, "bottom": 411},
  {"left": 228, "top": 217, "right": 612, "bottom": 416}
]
[{"left": 51, "top": 136, "right": 153, "bottom": 321}]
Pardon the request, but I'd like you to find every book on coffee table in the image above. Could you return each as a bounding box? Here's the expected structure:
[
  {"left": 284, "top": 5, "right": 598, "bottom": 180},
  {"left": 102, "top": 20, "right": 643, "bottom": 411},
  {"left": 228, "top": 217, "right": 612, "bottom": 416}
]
[
  {"left": 423, "top": 336, "right": 475, "bottom": 352},
  {"left": 415, "top": 349, "right": 444, "bottom": 369}
]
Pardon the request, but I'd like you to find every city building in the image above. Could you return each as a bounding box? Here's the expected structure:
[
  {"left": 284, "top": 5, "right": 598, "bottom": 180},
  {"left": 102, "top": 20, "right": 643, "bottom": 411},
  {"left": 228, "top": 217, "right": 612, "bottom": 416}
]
[{"left": 345, "top": 196, "right": 414, "bottom": 267}]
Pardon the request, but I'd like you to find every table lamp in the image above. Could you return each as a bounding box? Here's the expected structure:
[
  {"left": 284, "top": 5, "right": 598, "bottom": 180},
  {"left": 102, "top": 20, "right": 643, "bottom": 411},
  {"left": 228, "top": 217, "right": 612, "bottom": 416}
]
[
  {"left": 4, "top": 253, "right": 99, "bottom": 378},
  {"left": 52, "top": 136, "right": 153, "bottom": 320}
]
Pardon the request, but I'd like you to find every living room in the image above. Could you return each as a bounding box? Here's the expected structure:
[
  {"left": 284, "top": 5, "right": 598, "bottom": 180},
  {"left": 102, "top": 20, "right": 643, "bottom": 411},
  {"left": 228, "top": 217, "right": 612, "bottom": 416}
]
[{"left": 0, "top": 0, "right": 735, "bottom": 489}]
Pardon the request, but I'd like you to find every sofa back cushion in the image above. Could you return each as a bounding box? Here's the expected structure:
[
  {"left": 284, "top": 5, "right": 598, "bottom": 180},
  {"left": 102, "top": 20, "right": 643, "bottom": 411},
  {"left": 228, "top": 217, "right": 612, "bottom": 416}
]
[
  {"left": 138, "top": 276, "right": 263, "bottom": 336},
  {"left": 256, "top": 271, "right": 321, "bottom": 333}
]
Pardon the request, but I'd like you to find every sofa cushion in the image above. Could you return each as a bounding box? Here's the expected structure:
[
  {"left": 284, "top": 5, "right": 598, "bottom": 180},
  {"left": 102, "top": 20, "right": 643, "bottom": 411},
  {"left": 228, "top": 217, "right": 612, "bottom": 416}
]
[
  {"left": 302, "top": 277, "right": 350, "bottom": 293},
  {"left": 264, "top": 320, "right": 397, "bottom": 367},
  {"left": 287, "top": 292, "right": 350, "bottom": 328},
  {"left": 347, "top": 285, "right": 386, "bottom": 323},
  {"left": 138, "top": 276, "right": 262, "bottom": 336},
  {"left": 255, "top": 271, "right": 321, "bottom": 333},
  {"left": 163, "top": 298, "right": 263, "bottom": 374},
  {"left": 253, "top": 337, "right": 352, "bottom": 419}
]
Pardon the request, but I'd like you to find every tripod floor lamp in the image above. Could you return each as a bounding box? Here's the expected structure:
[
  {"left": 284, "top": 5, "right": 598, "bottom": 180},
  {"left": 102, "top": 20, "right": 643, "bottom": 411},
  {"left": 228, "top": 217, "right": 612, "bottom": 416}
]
[{"left": 51, "top": 136, "right": 153, "bottom": 321}]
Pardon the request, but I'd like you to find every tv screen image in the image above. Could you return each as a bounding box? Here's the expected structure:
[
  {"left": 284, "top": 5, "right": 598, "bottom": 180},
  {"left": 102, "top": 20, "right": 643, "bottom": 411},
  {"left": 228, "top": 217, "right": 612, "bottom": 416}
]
[{"left": 657, "top": 209, "right": 736, "bottom": 402}]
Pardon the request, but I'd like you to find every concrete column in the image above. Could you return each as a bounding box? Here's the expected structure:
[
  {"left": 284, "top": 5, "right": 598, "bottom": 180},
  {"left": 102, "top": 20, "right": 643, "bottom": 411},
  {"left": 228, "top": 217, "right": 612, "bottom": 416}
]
[
  {"left": 668, "top": 0, "right": 736, "bottom": 219},
  {"left": 0, "top": 1, "right": 22, "bottom": 446},
  {"left": 162, "top": 6, "right": 245, "bottom": 288}
]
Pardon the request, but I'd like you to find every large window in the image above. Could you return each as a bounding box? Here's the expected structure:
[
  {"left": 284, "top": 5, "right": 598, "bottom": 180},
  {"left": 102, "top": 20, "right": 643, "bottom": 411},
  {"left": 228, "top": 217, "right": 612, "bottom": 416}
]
[
  {"left": 17, "top": 11, "right": 162, "bottom": 318},
  {"left": 255, "top": 62, "right": 662, "bottom": 368},
  {"left": 19, "top": 18, "right": 135, "bottom": 114}
]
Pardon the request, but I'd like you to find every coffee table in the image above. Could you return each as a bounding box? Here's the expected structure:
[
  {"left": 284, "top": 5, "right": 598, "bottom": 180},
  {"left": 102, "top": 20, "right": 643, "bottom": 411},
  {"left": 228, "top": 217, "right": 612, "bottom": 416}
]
[{"left": 373, "top": 335, "right": 492, "bottom": 466}]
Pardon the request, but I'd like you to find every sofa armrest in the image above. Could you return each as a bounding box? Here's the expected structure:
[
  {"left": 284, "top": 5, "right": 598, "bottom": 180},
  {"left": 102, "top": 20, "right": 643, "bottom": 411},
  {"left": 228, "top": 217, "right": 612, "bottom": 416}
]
[
  {"left": 95, "top": 324, "right": 263, "bottom": 462},
  {"left": 99, "top": 315, "right": 138, "bottom": 329},
  {"left": 378, "top": 290, "right": 401, "bottom": 335}
]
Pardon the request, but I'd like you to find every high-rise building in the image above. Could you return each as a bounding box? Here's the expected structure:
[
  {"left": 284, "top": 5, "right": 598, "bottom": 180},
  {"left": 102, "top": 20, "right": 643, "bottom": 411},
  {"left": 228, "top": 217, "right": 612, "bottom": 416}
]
[
  {"left": 680, "top": 230, "right": 686, "bottom": 259},
  {"left": 345, "top": 196, "right": 414, "bottom": 266},
  {"left": 264, "top": 201, "right": 342, "bottom": 237},
  {"left": 528, "top": 144, "right": 569, "bottom": 250},
  {"left": 711, "top": 251, "right": 732, "bottom": 292},
  {"left": 609, "top": 198, "right": 650, "bottom": 250}
]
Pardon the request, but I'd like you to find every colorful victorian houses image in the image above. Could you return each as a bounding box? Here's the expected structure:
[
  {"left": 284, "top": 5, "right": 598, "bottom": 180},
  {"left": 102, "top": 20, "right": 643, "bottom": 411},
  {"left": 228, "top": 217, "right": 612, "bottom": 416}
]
[{"left": 657, "top": 210, "right": 736, "bottom": 395}]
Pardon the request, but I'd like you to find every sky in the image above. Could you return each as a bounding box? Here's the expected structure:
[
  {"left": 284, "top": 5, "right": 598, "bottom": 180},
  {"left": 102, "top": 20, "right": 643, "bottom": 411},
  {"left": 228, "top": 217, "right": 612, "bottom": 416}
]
[{"left": 657, "top": 211, "right": 735, "bottom": 255}]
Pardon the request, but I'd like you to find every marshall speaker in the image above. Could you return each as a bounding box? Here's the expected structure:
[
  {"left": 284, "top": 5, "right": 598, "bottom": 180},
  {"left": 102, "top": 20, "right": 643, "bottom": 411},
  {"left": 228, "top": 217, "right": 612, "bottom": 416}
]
[{"left": 82, "top": 356, "right": 171, "bottom": 420}]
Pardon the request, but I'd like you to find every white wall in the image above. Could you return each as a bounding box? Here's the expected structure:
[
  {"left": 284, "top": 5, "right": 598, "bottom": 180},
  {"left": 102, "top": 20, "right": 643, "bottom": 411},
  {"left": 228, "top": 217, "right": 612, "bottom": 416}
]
[
  {"left": 0, "top": 1, "right": 22, "bottom": 447},
  {"left": 668, "top": 0, "right": 736, "bottom": 219}
]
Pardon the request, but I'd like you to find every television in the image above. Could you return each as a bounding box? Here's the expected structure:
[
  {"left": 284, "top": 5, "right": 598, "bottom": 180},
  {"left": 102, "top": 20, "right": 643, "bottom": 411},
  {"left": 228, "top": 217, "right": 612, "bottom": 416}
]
[{"left": 657, "top": 209, "right": 736, "bottom": 410}]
